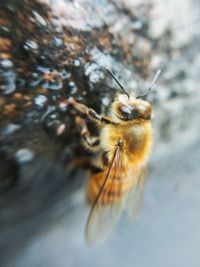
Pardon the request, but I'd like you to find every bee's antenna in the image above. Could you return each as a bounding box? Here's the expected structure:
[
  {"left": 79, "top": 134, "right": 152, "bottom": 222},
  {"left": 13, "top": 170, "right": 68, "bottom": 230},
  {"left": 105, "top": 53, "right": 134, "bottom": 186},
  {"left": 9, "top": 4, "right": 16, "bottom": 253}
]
[
  {"left": 136, "top": 69, "right": 161, "bottom": 99},
  {"left": 105, "top": 68, "right": 130, "bottom": 99}
]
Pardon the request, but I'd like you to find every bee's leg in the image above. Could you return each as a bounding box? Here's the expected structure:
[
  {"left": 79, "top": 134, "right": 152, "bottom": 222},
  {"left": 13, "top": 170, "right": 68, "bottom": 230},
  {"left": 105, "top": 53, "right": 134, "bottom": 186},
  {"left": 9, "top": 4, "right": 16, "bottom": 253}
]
[
  {"left": 68, "top": 97, "right": 114, "bottom": 125},
  {"left": 87, "top": 109, "right": 113, "bottom": 125},
  {"left": 75, "top": 116, "right": 100, "bottom": 151}
]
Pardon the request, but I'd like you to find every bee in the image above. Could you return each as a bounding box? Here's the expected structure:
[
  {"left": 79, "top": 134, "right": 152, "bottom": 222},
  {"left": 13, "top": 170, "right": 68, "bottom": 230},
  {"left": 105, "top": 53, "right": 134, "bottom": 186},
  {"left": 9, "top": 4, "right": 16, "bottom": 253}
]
[{"left": 69, "top": 69, "right": 161, "bottom": 244}]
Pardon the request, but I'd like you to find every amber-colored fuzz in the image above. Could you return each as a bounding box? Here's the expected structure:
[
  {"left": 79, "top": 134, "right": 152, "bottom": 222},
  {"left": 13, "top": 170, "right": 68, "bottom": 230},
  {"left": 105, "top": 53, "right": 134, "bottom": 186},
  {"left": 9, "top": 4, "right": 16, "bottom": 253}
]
[{"left": 87, "top": 120, "right": 152, "bottom": 204}]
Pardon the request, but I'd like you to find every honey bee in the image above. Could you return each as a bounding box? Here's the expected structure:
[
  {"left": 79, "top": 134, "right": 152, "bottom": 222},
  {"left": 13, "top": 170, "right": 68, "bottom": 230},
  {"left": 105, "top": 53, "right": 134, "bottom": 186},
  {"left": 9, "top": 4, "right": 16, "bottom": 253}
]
[{"left": 69, "top": 69, "right": 161, "bottom": 244}]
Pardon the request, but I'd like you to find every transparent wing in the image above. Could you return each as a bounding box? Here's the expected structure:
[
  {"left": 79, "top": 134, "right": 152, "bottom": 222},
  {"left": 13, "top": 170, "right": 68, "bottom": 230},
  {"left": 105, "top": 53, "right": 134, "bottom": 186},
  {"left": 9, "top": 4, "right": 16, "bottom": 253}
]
[
  {"left": 85, "top": 141, "right": 126, "bottom": 245},
  {"left": 127, "top": 165, "right": 147, "bottom": 220}
]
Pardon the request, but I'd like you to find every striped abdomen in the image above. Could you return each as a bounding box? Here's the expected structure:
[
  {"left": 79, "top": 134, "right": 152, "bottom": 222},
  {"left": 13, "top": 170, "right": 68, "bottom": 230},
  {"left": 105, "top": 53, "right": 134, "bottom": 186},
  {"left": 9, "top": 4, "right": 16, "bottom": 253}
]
[{"left": 86, "top": 164, "right": 140, "bottom": 205}]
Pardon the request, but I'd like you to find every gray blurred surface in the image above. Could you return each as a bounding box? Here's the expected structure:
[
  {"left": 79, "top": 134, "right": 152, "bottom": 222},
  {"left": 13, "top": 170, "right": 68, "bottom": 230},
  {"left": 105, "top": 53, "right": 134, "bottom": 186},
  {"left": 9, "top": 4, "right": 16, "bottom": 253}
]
[{"left": 6, "top": 138, "right": 200, "bottom": 267}]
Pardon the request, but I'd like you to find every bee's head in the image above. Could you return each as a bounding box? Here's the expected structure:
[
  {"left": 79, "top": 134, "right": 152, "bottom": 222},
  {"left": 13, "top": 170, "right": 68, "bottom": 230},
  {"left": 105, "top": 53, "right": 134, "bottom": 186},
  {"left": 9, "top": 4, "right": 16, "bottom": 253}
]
[
  {"left": 111, "top": 94, "right": 152, "bottom": 122},
  {"left": 105, "top": 68, "right": 161, "bottom": 122}
]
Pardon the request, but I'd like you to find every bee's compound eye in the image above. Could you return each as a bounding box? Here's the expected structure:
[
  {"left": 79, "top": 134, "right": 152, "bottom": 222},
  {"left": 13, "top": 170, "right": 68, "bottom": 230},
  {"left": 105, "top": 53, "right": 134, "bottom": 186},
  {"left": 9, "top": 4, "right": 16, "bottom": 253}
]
[
  {"left": 117, "top": 105, "right": 133, "bottom": 120},
  {"left": 120, "top": 106, "right": 131, "bottom": 115}
]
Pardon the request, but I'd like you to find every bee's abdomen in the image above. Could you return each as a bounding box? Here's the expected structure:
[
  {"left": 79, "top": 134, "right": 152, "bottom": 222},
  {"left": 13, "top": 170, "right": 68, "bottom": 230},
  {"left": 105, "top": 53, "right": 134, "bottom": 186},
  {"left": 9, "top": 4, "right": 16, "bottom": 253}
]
[{"left": 86, "top": 166, "right": 138, "bottom": 205}]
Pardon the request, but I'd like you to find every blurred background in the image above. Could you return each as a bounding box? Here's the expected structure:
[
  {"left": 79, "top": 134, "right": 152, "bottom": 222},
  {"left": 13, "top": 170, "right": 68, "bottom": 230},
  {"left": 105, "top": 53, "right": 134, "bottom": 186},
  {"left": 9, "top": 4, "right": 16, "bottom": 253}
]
[{"left": 0, "top": 0, "right": 200, "bottom": 266}]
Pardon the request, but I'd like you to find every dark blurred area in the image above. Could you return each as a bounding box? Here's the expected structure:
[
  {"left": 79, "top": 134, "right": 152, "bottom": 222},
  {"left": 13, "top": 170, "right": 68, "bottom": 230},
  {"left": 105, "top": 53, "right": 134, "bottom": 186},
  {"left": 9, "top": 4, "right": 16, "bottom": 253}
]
[{"left": 0, "top": 0, "right": 200, "bottom": 266}]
